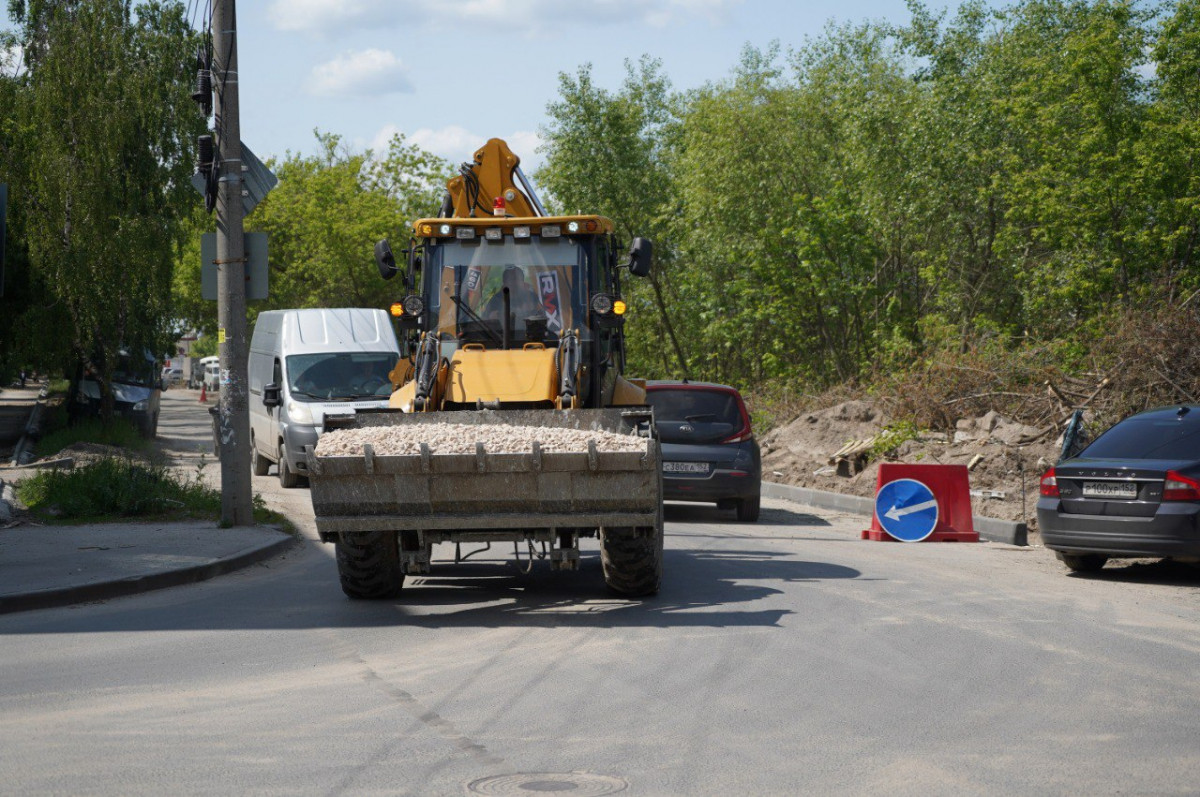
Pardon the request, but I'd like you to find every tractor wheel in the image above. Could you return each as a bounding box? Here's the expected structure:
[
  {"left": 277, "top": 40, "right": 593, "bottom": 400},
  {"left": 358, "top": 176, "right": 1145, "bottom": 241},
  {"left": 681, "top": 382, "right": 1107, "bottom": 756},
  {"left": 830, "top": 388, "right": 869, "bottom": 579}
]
[
  {"left": 335, "top": 531, "right": 404, "bottom": 599},
  {"left": 600, "top": 523, "right": 663, "bottom": 597}
]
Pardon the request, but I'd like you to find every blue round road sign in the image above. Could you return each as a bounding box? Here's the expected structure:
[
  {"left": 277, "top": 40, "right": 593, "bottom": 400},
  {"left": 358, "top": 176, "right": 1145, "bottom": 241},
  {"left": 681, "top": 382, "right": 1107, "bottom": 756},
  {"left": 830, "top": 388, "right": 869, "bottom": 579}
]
[{"left": 875, "top": 478, "right": 939, "bottom": 542}]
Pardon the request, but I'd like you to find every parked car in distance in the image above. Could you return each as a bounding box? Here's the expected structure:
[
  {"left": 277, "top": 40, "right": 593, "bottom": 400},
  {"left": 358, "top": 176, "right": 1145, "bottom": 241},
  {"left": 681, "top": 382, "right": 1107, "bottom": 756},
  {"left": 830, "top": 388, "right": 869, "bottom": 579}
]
[
  {"left": 1039, "top": 404, "right": 1200, "bottom": 573},
  {"left": 645, "top": 380, "right": 761, "bottom": 521},
  {"left": 160, "top": 366, "right": 183, "bottom": 388},
  {"left": 70, "top": 348, "right": 162, "bottom": 438}
]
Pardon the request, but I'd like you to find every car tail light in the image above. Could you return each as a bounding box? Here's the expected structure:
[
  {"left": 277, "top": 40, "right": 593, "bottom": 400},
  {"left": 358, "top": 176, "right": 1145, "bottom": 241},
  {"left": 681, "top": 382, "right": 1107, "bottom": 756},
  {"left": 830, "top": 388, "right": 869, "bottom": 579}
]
[
  {"left": 720, "top": 392, "right": 754, "bottom": 444},
  {"left": 1163, "top": 470, "right": 1200, "bottom": 501},
  {"left": 1039, "top": 468, "right": 1059, "bottom": 497}
]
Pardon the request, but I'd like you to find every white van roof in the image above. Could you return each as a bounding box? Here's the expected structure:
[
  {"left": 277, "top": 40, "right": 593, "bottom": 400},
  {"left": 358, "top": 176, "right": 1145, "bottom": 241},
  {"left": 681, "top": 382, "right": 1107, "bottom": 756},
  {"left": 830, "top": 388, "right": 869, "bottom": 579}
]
[{"left": 252, "top": 308, "right": 399, "bottom": 355}]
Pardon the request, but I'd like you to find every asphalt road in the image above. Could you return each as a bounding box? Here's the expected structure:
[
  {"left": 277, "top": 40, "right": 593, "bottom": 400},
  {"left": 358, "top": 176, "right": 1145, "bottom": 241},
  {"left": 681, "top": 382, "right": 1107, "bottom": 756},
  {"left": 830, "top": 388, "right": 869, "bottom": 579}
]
[{"left": 2, "top": 389, "right": 1199, "bottom": 795}]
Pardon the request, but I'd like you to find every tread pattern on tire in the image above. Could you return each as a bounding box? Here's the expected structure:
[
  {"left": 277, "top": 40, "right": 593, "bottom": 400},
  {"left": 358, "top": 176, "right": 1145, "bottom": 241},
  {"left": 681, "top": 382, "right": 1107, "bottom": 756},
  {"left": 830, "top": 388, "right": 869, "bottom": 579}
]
[
  {"left": 737, "top": 495, "right": 761, "bottom": 522},
  {"left": 336, "top": 530, "right": 404, "bottom": 599},
  {"left": 600, "top": 525, "right": 663, "bottom": 596}
]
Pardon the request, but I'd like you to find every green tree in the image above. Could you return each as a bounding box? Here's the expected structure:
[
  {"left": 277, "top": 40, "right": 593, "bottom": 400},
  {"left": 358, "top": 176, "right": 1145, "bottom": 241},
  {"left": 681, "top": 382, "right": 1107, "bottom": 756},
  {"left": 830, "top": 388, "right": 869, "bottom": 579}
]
[
  {"left": 173, "top": 131, "right": 450, "bottom": 334},
  {"left": 536, "top": 57, "right": 688, "bottom": 378},
  {"left": 8, "top": 0, "right": 203, "bottom": 414}
]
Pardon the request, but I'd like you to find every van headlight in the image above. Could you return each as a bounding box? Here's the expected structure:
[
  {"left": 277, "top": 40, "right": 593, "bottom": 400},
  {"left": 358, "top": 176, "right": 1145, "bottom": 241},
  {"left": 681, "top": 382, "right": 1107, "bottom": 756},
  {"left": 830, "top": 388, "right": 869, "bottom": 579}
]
[
  {"left": 287, "top": 400, "right": 314, "bottom": 425},
  {"left": 133, "top": 400, "right": 148, "bottom": 412}
]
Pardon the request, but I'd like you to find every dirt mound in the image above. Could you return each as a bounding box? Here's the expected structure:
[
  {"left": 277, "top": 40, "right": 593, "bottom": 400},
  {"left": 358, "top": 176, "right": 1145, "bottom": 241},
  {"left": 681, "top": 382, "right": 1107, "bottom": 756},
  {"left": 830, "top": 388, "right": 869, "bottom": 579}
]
[{"left": 762, "top": 400, "right": 1059, "bottom": 535}]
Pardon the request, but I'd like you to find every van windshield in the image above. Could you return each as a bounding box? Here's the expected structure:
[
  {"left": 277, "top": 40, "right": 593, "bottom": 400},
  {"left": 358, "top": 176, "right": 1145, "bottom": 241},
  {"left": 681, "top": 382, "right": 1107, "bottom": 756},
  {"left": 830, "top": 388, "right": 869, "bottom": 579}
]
[{"left": 286, "top": 352, "right": 398, "bottom": 401}]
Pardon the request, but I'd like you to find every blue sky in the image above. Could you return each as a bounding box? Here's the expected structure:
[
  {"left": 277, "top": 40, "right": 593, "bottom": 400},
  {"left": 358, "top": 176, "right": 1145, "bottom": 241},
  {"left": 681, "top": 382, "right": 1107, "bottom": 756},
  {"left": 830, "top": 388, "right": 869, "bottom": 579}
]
[
  {"left": 227, "top": 0, "right": 993, "bottom": 175},
  {"left": 3, "top": 1, "right": 996, "bottom": 173}
]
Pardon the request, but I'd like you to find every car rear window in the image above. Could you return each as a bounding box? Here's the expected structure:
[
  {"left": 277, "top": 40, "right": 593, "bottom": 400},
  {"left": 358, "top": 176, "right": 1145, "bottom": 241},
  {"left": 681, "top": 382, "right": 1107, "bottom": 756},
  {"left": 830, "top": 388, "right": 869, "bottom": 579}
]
[
  {"left": 646, "top": 388, "right": 742, "bottom": 426},
  {"left": 1081, "top": 415, "right": 1200, "bottom": 460}
]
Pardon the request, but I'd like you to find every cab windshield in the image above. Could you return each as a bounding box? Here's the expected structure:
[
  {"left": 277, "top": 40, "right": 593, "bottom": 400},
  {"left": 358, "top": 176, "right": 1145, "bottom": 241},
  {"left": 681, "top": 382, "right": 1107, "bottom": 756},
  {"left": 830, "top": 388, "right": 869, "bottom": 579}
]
[
  {"left": 427, "top": 237, "right": 587, "bottom": 349},
  {"left": 285, "top": 352, "right": 399, "bottom": 401}
]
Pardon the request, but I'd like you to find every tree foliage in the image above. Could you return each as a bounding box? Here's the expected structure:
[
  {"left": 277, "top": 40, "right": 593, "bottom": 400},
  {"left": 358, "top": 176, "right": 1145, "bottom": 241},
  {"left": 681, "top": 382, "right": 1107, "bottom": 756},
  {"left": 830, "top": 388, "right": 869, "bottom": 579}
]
[
  {"left": 538, "top": 0, "right": 1200, "bottom": 394},
  {"left": 171, "top": 131, "right": 451, "bottom": 336},
  {"left": 3, "top": 0, "right": 202, "bottom": 411}
]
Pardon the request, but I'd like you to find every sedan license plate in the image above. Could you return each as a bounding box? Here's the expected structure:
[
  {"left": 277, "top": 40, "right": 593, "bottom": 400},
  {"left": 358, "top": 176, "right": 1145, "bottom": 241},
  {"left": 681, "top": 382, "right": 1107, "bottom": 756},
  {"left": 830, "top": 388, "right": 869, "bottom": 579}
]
[
  {"left": 1082, "top": 481, "right": 1138, "bottom": 499},
  {"left": 663, "top": 461, "right": 711, "bottom": 475}
]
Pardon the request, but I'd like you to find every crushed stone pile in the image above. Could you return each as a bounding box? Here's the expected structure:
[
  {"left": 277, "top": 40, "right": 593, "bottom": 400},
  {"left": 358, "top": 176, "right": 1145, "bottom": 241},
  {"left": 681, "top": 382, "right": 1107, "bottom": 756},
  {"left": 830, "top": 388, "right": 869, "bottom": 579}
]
[{"left": 315, "top": 423, "right": 647, "bottom": 457}]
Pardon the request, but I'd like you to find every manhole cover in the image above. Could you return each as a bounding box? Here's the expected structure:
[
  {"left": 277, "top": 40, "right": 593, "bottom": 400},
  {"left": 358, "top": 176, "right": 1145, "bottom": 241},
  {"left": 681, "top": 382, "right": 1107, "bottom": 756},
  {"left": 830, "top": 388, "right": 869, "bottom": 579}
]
[{"left": 466, "top": 772, "right": 628, "bottom": 796}]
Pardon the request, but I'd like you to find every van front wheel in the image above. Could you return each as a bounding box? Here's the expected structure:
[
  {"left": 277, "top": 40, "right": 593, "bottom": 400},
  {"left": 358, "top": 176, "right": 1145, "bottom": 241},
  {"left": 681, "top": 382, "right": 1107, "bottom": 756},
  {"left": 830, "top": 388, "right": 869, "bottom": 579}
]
[
  {"left": 278, "top": 441, "right": 300, "bottom": 488},
  {"left": 251, "top": 435, "right": 270, "bottom": 476}
]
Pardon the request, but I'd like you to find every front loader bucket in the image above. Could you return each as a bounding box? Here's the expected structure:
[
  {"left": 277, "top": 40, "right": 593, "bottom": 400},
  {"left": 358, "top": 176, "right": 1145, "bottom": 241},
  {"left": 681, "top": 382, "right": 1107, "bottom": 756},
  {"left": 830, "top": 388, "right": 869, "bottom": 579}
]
[{"left": 305, "top": 408, "right": 660, "bottom": 540}]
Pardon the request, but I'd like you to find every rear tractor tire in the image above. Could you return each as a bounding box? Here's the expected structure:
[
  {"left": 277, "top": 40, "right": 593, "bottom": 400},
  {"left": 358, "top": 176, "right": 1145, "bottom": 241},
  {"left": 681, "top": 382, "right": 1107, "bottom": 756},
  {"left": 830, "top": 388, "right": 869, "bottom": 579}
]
[
  {"left": 335, "top": 530, "right": 404, "bottom": 599},
  {"left": 1058, "top": 552, "right": 1108, "bottom": 573},
  {"left": 600, "top": 524, "right": 663, "bottom": 597}
]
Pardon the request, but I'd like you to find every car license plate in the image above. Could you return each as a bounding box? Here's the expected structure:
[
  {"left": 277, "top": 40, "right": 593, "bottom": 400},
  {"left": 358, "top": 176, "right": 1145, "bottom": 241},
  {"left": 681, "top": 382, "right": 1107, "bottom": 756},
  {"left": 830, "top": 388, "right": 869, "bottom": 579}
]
[
  {"left": 663, "top": 461, "right": 710, "bottom": 474},
  {"left": 1082, "top": 481, "right": 1137, "bottom": 499}
]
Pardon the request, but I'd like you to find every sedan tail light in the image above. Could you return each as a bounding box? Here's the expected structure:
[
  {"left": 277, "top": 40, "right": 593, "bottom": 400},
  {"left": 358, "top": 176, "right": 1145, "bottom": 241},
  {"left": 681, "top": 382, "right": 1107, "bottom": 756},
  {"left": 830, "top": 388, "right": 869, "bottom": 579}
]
[
  {"left": 720, "top": 392, "right": 754, "bottom": 444},
  {"left": 1039, "top": 467, "right": 1059, "bottom": 497},
  {"left": 1163, "top": 470, "right": 1200, "bottom": 501}
]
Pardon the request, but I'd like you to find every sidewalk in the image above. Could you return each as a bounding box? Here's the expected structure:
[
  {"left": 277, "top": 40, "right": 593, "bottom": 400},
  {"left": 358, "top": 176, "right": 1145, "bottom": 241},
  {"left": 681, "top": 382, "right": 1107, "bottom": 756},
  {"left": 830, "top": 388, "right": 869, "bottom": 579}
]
[{"left": 0, "top": 521, "right": 295, "bottom": 614}]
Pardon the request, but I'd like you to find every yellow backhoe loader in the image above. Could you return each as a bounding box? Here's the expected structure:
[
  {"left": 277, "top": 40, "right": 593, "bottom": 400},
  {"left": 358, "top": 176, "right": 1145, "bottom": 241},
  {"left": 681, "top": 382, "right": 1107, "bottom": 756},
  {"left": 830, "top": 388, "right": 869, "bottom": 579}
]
[{"left": 305, "top": 139, "right": 662, "bottom": 599}]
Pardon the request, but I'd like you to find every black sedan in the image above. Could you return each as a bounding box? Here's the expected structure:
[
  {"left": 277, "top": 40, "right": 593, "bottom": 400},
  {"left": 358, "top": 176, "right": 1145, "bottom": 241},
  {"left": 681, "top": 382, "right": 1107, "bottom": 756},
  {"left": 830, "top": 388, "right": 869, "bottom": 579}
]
[
  {"left": 645, "top": 381, "right": 762, "bottom": 522},
  {"left": 1038, "top": 405, "right": 1200, "bottom": 572}
]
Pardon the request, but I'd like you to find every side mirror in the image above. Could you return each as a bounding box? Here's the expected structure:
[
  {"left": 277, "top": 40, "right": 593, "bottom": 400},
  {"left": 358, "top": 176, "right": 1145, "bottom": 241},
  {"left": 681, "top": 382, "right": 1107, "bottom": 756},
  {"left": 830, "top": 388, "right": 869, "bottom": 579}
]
[
  {"left": 263, "top": 383, "right": 282, "bottom": 408},
  {"left": 375, "top": 239, "right": 401, "bottom": 281},
  {"left": 628, "top": 237, "right": 653, "bottom": 278}
]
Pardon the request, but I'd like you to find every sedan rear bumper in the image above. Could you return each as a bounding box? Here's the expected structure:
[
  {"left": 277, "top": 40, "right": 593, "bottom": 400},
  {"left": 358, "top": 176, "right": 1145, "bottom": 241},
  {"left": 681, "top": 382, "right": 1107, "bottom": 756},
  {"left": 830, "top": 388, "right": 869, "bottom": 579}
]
[
  {"left": 1038, "top": 498, "right": 1200, "bottom": 557},
  {"left": 663, "top": 470, "right": 759, "bottom": 503}
]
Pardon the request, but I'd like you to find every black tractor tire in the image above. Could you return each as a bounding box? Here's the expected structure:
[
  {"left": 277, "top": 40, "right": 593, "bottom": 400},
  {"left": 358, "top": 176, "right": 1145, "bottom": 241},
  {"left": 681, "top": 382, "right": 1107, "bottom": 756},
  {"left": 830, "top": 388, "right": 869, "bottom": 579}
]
[
  {"left": 278, "top": 441, "right": 299, "bottom": 488},
  {"left": 1059, "top": 553, "right": 1108, "bottom": 573},
  {"left": 736, "top": 495, "right": 761, "bottom": 522},
  {"left": 251, "top": 435, "right": 270, "bottom": 476},
  {"left": 336, "top": 531, "right": 404, "bottom": 599},
  {"left": 601, "top": 524, "right": 663, "bottom": 596}
]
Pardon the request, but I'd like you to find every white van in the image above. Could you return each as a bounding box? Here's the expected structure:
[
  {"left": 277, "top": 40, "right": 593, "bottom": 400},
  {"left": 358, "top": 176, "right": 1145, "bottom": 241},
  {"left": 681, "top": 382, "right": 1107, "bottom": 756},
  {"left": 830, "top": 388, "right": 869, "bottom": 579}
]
[
  {"left": 248, "top": 308, "right": 401, "bottom": 487},
  {"left": 199, "top": 356, "right": 220, "bottom": 393}
]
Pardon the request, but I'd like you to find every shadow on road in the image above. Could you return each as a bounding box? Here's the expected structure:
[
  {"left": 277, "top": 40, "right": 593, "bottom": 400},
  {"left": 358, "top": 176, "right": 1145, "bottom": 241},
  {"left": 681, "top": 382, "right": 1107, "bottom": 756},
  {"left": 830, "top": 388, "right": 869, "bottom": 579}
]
[
  {"left": 664, "top": 502, "right": 832, "bottom": 528},
  {"left": 1067, "top": 558, "right": 1200, "bottom": 586},
  {"left": 3, "top": 537, "right": 863, "bottom": 634}
]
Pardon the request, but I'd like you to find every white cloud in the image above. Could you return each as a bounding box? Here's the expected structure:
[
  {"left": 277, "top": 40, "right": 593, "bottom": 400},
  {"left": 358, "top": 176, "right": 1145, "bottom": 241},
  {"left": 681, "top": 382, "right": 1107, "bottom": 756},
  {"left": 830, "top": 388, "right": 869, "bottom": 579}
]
[
  {"left": 310, "top": 49, "right": 413, "bottom": 97},
  {"left": 268, "top": 0, "right": 398, "bottom": 34},
  {"left": 368, "top": 125, "right": 544, "bottom": 172},
  {"left": 269, "top": 0, "right": 742, "bottom": 34}
]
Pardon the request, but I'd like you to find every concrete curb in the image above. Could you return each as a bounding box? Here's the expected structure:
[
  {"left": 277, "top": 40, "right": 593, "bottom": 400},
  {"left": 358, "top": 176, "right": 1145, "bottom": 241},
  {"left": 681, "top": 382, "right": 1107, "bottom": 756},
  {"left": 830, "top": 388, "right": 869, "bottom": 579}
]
[
  {"left": 0, "top": 532, "right": 299, "bottom": 615},
  {"left": 763, "top": 481, "right": 1028, "bottom": 546}
]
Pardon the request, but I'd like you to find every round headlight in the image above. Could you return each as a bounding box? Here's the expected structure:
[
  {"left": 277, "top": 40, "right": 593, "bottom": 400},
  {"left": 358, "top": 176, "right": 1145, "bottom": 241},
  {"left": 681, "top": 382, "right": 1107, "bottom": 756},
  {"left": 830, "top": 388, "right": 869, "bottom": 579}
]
[
  {"left": 438, "top": 223, "right": 452, "bottom": 235},
  {"left": 567, "top": 221, "right": 580, "bottom": 233},
  {"left": 402, "top": 294, "right": 425, "bottom": 317},
  {"left": 590, "top": 293, "right": 614, "bottom": 315}
]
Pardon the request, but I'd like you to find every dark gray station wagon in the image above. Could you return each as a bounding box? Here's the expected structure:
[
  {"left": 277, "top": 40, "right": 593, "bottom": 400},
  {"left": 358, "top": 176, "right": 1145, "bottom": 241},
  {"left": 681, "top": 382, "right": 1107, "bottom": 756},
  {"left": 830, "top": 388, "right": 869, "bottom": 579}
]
[{"left": 1038, "top": 405, "right": 1200, "bottom": 572}]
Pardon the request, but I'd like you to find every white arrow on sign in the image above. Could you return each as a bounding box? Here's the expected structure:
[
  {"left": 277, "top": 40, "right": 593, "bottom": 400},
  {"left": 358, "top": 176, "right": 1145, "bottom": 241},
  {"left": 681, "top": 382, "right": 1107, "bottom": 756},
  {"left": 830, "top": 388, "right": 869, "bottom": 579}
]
[{"left": 884, "top": 499, "right": 938, "bottom": 522}]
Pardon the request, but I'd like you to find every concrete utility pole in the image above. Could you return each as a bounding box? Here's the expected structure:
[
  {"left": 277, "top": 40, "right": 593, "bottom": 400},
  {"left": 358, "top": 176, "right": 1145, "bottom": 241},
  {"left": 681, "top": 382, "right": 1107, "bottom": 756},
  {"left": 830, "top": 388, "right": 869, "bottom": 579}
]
[{"left": 212, "top": 0, "right": 252, "bottom": 526}]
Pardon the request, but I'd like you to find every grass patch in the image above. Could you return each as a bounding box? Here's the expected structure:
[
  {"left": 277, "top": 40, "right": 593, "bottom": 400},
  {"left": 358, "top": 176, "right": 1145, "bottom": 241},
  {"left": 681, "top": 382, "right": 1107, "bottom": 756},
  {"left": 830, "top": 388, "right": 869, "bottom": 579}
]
[
  {"left": 18, "top": 458, "right": 220, "bottom": 522},
  {"left": 33, "top": 416, "right": 150, "bottom": 459},
  {"left": 17, "top": 457, "right": 285, "bottom": 531}
]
